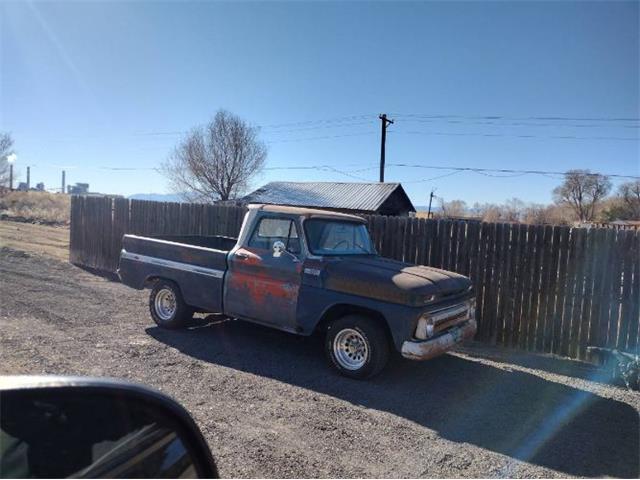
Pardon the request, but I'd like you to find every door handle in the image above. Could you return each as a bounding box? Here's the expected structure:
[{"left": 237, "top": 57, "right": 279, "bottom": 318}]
[{"left": 235, "top": 252, "right": 248, "bottom": 260}]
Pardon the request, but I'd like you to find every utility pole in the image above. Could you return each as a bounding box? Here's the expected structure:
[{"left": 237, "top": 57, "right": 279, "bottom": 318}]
[
  {"left": 26, "top": 166, "right": 30, "bottom": 190},
  {"left": 379, "top": 113, "right": 394, "bottom": 182},
  {"left": 62, "top": 170, "right": 66, "bottom": 194},
  {"left": 427, "top": 189, "right": 436, "bottom": 219}
]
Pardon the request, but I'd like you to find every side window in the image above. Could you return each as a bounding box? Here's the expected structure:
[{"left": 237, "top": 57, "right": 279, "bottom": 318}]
[{"left": 248, "top": 217, "right": 300, "bottom": 254}]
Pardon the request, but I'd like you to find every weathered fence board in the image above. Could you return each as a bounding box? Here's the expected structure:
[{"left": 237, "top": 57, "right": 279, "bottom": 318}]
[{"left": 69, "top": 196, "right": 640, "bottom": 361}]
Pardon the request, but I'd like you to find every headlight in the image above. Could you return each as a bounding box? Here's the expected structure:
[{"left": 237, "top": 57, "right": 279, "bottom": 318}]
[
  {"left": 415, "top": 315, "right": 435, "bottom": 340},
  {"left": 423, "top": 294, "right": 437, "bottom": 304}
]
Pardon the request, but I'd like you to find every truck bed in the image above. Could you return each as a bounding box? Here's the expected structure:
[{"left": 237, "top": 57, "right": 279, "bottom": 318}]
[
  {"left": 151, "top": 234, "right": 237, "bottom": 251},
  {"left": 117, "top": 234, "right": 236, "bottom": 313}
]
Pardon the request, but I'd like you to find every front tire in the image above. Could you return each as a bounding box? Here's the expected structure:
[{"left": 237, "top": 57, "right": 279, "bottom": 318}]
[
  {"left": 149, "top": 280, "right": 193, "bottom": 329},
  {"left": 325, "top": 315, "right": 390, "bottom": 379}
]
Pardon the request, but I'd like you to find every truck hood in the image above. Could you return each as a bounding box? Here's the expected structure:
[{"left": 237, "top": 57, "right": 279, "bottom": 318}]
[{"left": 322, "top": 256, "right": 472, "bottom": 307}]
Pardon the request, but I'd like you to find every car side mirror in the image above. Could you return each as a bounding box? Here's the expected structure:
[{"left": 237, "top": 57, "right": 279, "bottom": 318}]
[{"left": 0, "top": 376, "right": 218, "bottom": 479}]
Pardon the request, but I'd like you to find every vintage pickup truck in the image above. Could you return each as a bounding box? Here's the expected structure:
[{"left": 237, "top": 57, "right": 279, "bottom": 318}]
[{"left": 118, "top": 204, "right": 477, "bottom": 379}]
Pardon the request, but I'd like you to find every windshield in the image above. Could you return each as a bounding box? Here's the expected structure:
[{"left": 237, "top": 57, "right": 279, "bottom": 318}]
[{"left": 304, "top": 219, "right": 375, "bottom": 255}]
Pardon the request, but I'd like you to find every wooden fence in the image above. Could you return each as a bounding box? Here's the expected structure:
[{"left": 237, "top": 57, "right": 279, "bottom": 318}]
[{"left": 70, "top": 196, "right": 640, "bottom": 361}]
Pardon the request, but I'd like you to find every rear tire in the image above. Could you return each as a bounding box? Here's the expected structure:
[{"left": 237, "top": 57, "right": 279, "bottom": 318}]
[
  {"left": 149, "top": 280, "right": 193, "bottom": 329},
  {"left": 325, "top": 314, "right": 390, "bottom": 379}
]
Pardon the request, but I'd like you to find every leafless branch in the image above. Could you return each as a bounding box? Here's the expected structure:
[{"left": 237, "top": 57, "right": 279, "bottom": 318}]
[
  {"left": 162, "top": 110, "right": 267, "bottom": 202},
  {"left": 552, "top": 169, "right": 612, "bottom": 222}
]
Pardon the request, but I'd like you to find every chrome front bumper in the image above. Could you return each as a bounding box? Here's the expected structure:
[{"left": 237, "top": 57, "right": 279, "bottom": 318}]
[{"left": 400, "top": 319, "right": 477, "bottom": 360}]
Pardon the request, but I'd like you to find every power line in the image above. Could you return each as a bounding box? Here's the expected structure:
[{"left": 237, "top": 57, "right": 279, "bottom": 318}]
[
  {"left": 322, "top": 166, "right": 368, "bottom": 181},
  {"left": 263, "top": 120, "right": 376, "bottom": 134},
  {"left": 131, "top": 112, "right": 640, "bottom": 138},
  {"left": 264, "top": 164, "right": 369, "bottom": 181},
  {"left": 390, "top": 130, "right": 638, "bottom": 142},
  {"left": 473, "top": 171, "right": 531, "bottom": 178},
  {"left": 266, "top": 131, "right": 377, "bottom": 144},
  {"left": 403, "top": 170, "right": 463, "bottom": 184},
  {"left": 24, "top": 160, "right": 639, "bottom": 180},
  {"left": 133, "top": 118, "right": 378, "bottom": 137},
  {"left": 386, "top": 163, "right": 640, "bottom": 180},
  {"left": 259, "top": 114, "right": 376, "bottom": 129},
  {"left": 260, "top": 163, "right": 639, "bottom": 181},
  {"left": 390, "top": 113, "right": 640, "bottom": 122},
  {"left": 16, "top": 112, "right": 640, "bottom": 143},
  {"left": 397, "top": 118, "right": 640, "bottom": 129},
  {"left": 134, "top": 126, "right": 639, "bottom": 143}
]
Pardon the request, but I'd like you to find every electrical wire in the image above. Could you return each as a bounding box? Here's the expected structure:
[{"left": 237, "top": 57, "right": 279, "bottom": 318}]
[
  {"left": 390, "top": 130, "right": 638, "bottom": 142},
  {"left": 263, "top": 121, "right": 376, "bottom": 134},
  {"left": 23, "top": 160, "right": 639, "bottom": 180},
  {"left": 390, "top": 113, "right": 640, "bottom": 122},
  {"left": 396, "top": 118, "right": 639, "bottom": 129},
  {"left": 473, "top": 171, "right": 531, "bottom": 178},
  {"left": 266, "top": 131, "right": 377, "bottom": 144},
  {"left": 385, "top": 163, "right": 640, "bottom": 180},
  {"left": 258, "top": 114, "right": 377, "bottom": 129},
  {"left": 264, "top": 164, "right": 369, "bottom": 181},
  {"left": 403, "top": 170, "right": 463, "bottom": 184},
  {"left": 133, "top": 118, "right": 378, "bottom": 137}
]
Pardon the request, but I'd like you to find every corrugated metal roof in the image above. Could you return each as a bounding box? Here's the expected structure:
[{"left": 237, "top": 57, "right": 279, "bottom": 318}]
[{"left": 242, "top": 181, "right": 411, "bottom": 212}]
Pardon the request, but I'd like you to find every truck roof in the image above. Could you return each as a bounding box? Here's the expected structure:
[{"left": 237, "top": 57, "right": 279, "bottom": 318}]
[{"left": 248, "top": 203, "right": 367, "bottom": 223}]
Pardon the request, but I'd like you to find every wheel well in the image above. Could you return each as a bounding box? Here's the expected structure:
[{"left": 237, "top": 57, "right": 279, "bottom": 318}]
[
  {"left": 144, "top": 276, "right": 179, "bottom": 293},
  {"left": 314, "top": 304, "right": 393, "bottom": 345},
  {"left": 143, "top": 276, "right": 162, "bottom": 288}
]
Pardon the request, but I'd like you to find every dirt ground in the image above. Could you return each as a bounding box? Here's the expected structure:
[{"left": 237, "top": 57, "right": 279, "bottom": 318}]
[
  {"left": 0, "top": 220, "right": 69, "bottom": 261},
  {"left": 0, "top": 243, "right": 638, "bottom": 478}
]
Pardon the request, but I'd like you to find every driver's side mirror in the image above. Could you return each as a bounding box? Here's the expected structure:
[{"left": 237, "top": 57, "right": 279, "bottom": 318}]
[{"left": 0, "top": 376, "right": 218, "bottom": 479}]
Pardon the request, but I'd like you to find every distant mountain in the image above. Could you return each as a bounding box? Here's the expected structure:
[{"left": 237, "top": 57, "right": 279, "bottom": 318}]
[
  {"left": 415, "top": 205, "right": 443, "bottom": 212},
  {"left": 128, "top": 193, "right": 185, "bottom": 203}
]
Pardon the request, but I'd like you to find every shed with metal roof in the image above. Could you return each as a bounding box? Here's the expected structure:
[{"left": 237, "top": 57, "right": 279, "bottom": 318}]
[{"left": 241, "top": 181, "right": 415, "bottom": 216}]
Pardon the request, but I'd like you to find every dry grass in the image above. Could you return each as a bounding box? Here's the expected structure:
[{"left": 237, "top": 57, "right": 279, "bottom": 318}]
[
  {"left": 0, "top": 220, "right": 69, "bottom": 261},
  {"left": 0, "top": 191, "right": 70, "bottom": 225},
  {"left": 415, "top": 211, "right": 473, "bottom": 220}
]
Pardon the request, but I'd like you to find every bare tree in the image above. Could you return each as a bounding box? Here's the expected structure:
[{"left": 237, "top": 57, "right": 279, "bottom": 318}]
[
  {"left": 162, "top": 110, "right": 267, "bottom": 202},
  {"left": 601, "top": 180, "right": 640, "bottom": 221},
  {"left": 521, "top": 203, "right": 573, "bottom": 225},
  {"left": 618, "top": 180, "right": 640, "bottom": 219},
  {"left": 0, "top": 132, "right": 14, "bottom": 189},
  {"left": 472, "top": 200, "right": 522, "bottom": 223},
  {"left": 473, "top": 198, "right": 575, "bottom": 224},
  {"left": 438, "top": 199, "right": 467, "bottom": 218},
  {"left": 472, "top": 202, "right": 501, "bottom": 222},
  {"left": 552, "top": 169, "right": 612, "bottom": 222},
  {"left": 502, "top": 197, "right": 525, "bottom": 222}
]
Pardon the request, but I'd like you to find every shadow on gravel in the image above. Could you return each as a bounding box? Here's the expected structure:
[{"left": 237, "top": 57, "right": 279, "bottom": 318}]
[
  {"left": 457, "top": 342, "right": 616, "bottom": 386},
  {"left": 73, "top": 263, "right": 121, "bottom": 282},
  {"left": 147, "top": 319, "right": 639, "bottom": 478}
]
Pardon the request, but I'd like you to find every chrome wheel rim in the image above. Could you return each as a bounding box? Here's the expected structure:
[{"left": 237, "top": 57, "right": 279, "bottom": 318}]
[
  {"left": 155, "top": 288, "right": 176, "bottom": 321},
  {"left": 333, "top": 328, "right": 369, "bottom": 370}
]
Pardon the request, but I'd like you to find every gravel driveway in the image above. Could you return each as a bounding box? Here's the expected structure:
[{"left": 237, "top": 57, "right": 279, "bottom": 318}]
[{"left": 0, "top": 246, "right": 638, "bottom": 478}]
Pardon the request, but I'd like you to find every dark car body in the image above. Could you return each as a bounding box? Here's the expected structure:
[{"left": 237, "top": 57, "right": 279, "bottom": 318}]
[{"left": 118, "top": 204, "right": 477, "bottom": 360}]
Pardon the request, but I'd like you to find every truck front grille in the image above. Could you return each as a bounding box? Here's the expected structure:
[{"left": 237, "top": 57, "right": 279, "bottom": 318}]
[{"left": 430, "top": 302, "right": 473, "bottom": 334}]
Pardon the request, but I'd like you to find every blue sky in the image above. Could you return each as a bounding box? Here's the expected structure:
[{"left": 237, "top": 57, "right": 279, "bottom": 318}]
[{"left": 1, "top": 0, "right": 638, "bottom": 206}]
